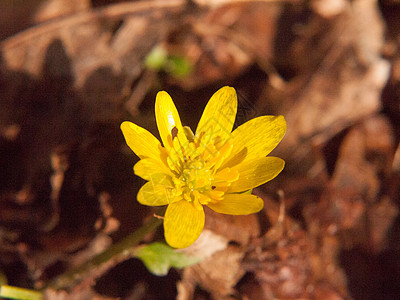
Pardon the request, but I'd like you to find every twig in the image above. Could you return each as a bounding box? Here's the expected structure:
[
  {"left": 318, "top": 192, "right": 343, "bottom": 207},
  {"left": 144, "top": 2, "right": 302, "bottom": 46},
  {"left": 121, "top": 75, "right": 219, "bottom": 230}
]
[
  {"left": 46, "top": 217, "right": 162, "bottom": 290},
  {"left": 0, "top": 0, "right": 186, "bottom": 51}
]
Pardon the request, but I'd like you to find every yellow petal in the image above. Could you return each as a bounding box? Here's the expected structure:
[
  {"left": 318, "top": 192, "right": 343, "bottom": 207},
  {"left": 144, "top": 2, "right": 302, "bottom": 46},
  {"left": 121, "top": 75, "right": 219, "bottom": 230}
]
[
  {"left": 194, "top": 190, "right": 211, "bottom": 205},
  {"left": 155, "top": 91, "right": 183, "bottom": 149},
  {"left": 121, "top": 121, "right": 162, "bottom": 160},
  {"left": 228, "top": 157, "right": 285, "bottom": 193},
  {"left": 222, "top": 115, "right": 286, "bottom": 168},
  {"left": 164, "top": 200, "right": 205, "bottom": 248},
  {"left": 195, "top": 86, "right": 237, "bottom": 143},
  {"left": 169, "top": 129, "right": 189, "bottom": 161},
  {"left": 207, "top": 193, "right": 263, "bottom": 215},
  {"left": 134, "top": 158, "right": 173, "bottom": 180},
  {"left": 207, "top": 190, "right": 224, "bottom": 201},
  {"left": 137, "top": 176, "right": 174, "bottom": 206},
  {"left": 213, "top": 167, "right": 239, "bottom": 183}
]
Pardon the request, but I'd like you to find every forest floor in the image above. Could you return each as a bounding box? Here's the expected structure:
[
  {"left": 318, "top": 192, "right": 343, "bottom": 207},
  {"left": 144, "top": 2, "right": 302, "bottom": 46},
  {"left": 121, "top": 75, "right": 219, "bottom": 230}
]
[{"left": 1, "top": 0, "right": 400, "bottom": 299}]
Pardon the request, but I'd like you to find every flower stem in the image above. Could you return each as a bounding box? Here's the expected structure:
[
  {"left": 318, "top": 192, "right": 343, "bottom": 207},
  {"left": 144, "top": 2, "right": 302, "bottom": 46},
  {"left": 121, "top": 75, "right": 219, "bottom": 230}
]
[{"left": 46, "top": 217, "right": 162, "bottom": 290}]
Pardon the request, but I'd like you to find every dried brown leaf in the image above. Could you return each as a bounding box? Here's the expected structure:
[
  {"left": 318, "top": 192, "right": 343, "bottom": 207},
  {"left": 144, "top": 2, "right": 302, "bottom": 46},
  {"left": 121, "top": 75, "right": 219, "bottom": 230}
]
[
  {"left": 204, "top": 207, "right": 260, "bottom": 245},
  {"left": 281, "top": 0, "right": 390, "bottom": 165},
  {"left": 178, "top": 245, "right": 245, "bottom": 300},
  {"left": 34, "top": 0, "right": 91, "bottom": 23},
  {"left": 304, "top": 115, "right": 397, "bottom": 254}
]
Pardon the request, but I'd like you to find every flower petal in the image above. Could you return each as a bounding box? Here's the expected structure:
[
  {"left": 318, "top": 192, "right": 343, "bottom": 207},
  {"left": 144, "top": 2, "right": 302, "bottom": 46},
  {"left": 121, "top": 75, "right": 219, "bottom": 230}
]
[
  {"left": 221, "top": 115, "right": 286, "bottom": 168},
  {"left": 121, "top": 121, "right": 162, "bottom": 160},
  {"left": 195, "top": 86, "right": 237, "bottom": 142},
  {"left": 213, "top": 167, "right": 239, "bottom": 183},
  {"left": 164, "top": 200, "right": 205, "bottom": 248},
  {"left": 134, "top": 158, "right": 173, "bottom": 180},
  {"left": 155, "top": 91, "right": 183, "bottom": 149},
  {"left": 137, "top": 174, "right": 174, "bottom": 206},
  {"left": 228, "top": 157, "right": 285, "bottom": 192},
  {"left": 207, "top": 193, "right": 263, "bottom": 215}
]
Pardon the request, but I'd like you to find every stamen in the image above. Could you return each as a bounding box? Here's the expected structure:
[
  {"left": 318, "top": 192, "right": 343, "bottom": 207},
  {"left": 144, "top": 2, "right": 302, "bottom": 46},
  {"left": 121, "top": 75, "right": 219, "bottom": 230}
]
[
  {"left": 171, "top": 126, "right": 179, "bottom": 139},
  {"left": 169, "top": 131, "right": 239, "bottom": 206}
]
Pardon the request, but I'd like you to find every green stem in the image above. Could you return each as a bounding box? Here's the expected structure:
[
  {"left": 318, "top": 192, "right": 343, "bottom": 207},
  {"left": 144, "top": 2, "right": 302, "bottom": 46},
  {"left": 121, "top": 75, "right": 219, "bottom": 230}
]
[
  {"left": 0, "top": 285, "right": 42, "bottom": 300},
  {"left": 46, "top": 217, "right": 162, "bottom": 290}
]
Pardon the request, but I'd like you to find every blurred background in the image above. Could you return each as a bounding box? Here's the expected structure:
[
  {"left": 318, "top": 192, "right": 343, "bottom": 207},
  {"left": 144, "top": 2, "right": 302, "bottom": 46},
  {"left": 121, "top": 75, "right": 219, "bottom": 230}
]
[{"left": 1, "top": 0, "right": 400, "bottom": 299}]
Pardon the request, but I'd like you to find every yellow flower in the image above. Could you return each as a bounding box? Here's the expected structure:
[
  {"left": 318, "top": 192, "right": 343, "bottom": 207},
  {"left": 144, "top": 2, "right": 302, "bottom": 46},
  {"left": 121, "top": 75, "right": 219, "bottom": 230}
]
[{"left": 121, "top": 86, "right": 286, "bottom": 248}]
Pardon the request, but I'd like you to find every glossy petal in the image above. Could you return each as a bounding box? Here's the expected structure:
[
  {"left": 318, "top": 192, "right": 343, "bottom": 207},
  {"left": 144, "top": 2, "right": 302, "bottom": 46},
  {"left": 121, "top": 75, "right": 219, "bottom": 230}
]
[
  {"left": 134, "top": 158, "right": 172, "bottom": 180},
  {"left": 121, "top": 121, "right": 162, "bottom": 160},
  {"left": 222, "top": 115, "right": 286, "bottom": 169},
  {"left": 195, "top": 86, "right": 237, "bottom": 143},
  {"left": 228, "top": 157, "right": 285, "bottom": 192},
  {"left": 207, "top": 193, "right": 263, "bottom": 215},
  {"left": 213, "top": 167, "right": 239, "bottom": 183},
  {"left": 137, "top": 174, "right": 174, "bottom": 206},
  {"left": 155, "top": 91, "right": 183, "bottom": 149},
  {"left": 164, "top": 200, "right": 205, "bottom": 248}
]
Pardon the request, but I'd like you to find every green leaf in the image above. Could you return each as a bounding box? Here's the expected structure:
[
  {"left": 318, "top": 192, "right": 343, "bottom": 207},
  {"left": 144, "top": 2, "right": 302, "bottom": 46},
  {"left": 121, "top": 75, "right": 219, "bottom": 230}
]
[
  {"left": 144, "top": 46, "right": 192, "bottom": 78},
  {"left": 135, "top": 242, "right": 201, "bottom": 276},
  {"left": 165, "top": 56, "right": 192, "bottom": 77},
  {"left": 145, "top": 46, "right": 168, "bottom": 70}
]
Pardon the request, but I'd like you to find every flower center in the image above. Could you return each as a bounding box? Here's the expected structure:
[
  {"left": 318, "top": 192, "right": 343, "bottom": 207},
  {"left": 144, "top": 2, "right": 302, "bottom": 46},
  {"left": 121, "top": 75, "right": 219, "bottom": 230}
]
[
  {"left": 179, "top": 160, "right": 212, "bottom": 193},
  {"left": 166, "top": 127, "right": 238, "bottom": 209}
]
